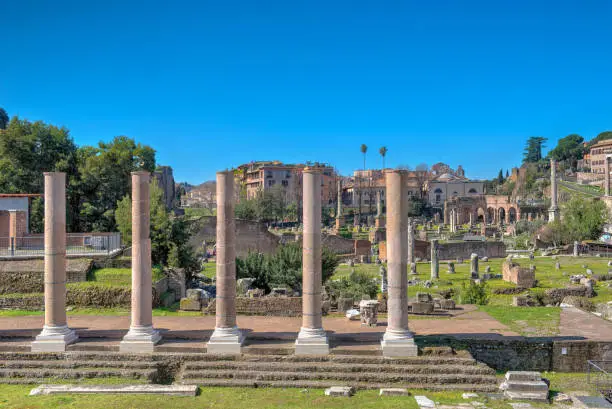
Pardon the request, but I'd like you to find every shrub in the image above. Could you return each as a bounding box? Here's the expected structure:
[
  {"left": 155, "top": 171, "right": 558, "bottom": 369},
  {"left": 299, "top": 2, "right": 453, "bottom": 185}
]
[
  {"left": 562, "top": 296, "right": 596, "bottom": 311},
  {"left": 459, "top": 281, "right": 489, "bottom": 305},
  {"left": 327, "top": 270, "right": 378, "bottom": 302}
]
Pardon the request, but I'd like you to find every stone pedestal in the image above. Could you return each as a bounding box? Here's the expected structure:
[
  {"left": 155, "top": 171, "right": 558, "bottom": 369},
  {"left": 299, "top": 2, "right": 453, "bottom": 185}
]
[
  {"left": 359, "top": 300, "right": 379, "bottom": 327},
  {"left": 470, "top": 253, "right": 479, "bottom": 279},
  {"left": 296, "top": 168, "right": 329, "bottom": 355},
  {"left": 381, "top": 170, "right": 417, "bottom": 357},
  {"left": 120, "top": 172, "right": 161, "bottom": 353},
  {"left": 32, "top": 173, "right": 77, "bottom": 352},
  {"left": 208, "top": 170, "right": 243, "bottom": 354}
]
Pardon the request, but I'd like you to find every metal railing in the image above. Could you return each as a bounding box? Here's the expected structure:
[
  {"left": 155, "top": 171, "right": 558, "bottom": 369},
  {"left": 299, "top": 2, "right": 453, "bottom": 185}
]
[
  {"left": 587, "top": 360, "right": 612, "bottom": 401},
  {"left": 0, "top": 233, "right": 121, "bottom": 257}
]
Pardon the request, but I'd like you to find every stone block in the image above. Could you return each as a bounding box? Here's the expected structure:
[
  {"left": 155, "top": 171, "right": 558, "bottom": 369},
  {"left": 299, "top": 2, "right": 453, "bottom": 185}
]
[
  {"left": 415, "top": 395, "right": 436, "bottom": 408},
  {"left": 325, "top": 386, "right": 354, "bottom": 397},
  {"left": 500, "top": 371, "right": 549, "bottom": 402},
  {"left": 29, "top": 384, "right": 199, "bottom": 396},
  {"left": 186, "top": 289, "right": 201, "bottom": 301},
  {"left": 337, "top": 298, "right": 354, "bottom": 312},
  {"left": 411, "top": 302, "right": 434, "bottom": 314},
  {"left": 416, "top": 292, "right": 433, "bottom": 303},
  {"left": 440, "top": 299, "right": 456, "bottom": 310},
  {"left": 379, "top": 388, "right": 409, "bottom": 396},
  {"left": 179, "top": 298, "right": 201, "bottom": 311}
]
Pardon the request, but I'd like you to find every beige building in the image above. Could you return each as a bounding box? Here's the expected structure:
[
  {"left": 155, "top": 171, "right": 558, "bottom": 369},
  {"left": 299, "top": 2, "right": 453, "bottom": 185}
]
[
  {"left": 345, "top": 170, "right": 425, "bottom": 209},
  {"left": 589, "top": 139, "right": 612, "bottom": 174},
  {"left": 428, "top": 173, "right": 485, "bottom": 207}
]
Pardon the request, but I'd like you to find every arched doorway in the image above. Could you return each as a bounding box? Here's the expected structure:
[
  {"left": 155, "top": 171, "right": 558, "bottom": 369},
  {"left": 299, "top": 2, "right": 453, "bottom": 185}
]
[
  {"left": 498, "top": 208, "right": 506, "bottom": 224},
  {"left": 487, "top": 207, "right": 495, "bottom": 224},
  {"left": 477, "top": 208, "right": 486, "bottom": 223},
  {"left": 508, "top": 207, "right": 517, "bottom": 223}
]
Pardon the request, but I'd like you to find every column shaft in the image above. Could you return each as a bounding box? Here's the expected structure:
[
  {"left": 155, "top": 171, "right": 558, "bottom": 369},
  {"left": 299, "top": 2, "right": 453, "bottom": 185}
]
[
  {"left": 207, "top": 170, "right": 243, "bottom": 353},
  {"left": 606, "top": 157, "right": 611, "bottom": 197},
  {"left": 295, "top": 168, "right": 328, "bottom": 354},
  {"left": 120, "top": 171, "right": 161, "bottom": 352},
  {"left": 32, "top": 172, "right": 77, "bottom": 352},
  {"left": 381, "top": 170, "right": 417, "bottom": 357}
]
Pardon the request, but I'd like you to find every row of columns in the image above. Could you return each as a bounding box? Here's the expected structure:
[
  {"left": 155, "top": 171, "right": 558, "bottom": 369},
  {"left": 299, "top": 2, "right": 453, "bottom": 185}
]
[{"left": 31, "top": 169, "right": 417, "bottom": 357}]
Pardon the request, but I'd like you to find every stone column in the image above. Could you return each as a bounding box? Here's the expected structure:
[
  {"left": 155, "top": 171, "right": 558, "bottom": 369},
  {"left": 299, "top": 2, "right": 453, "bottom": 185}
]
[
  {"left": 443, "top": 201, "right": 449, "bottom": 225},
  {"left": 573, "top": 241, "right": 579, "bottom": 257},
  {"left": 375, "top": 190, "right": 385, "bottom": 229},
  {"left": 430, "top": 239, "right": 439, "bottom": 280},
  {"left": 295, "top": 168, "right": 329, "bottom": 355},
  {"left": 335, "top": 179, "right": 343, "bottom": 231},
  {"left": 32, "top": 172, "right": 78, "bottom": 352},
  {"left": 381, "top": 170, "right": 417, "bottom": 357},
  {"left": 208, "top": 170, "right": 243, "bottom": 354},
  {"left": 470, "top": 253, "right": 479, "bottom": 279},
  {"left": 549, "top": 159, "right": 559, "bottom": 223},
  {"left": 120, "top": 172, "right": 161, "bottom": 353},
  {"left": 407, "top": 218, "right": 415, "bottom": 264},
  {"left": 606, "top": 156, "right": 611, "bottom": 197}
]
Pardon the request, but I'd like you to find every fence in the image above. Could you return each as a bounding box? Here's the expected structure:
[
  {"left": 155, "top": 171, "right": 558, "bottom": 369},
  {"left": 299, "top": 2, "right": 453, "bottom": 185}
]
[
  {"left": 0, "top": 233, "right": 121, "bottom": 257},
  {"left": 587, "top": 360, "right": 612, "bottom": 401}
]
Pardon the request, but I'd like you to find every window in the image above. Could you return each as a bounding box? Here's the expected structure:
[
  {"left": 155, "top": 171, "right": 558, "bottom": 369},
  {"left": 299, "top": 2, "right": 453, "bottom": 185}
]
[
  {"left": 281, "top": 180, "right": 288, "bottom": 187},
  {"left": 436, "top": 194, "right": 441, "bottom": 203},
  {"left": 434, "top": 188, "right": 443, "bottom": 194},
  {"left": 268, "top": 180, "right": 275, "bottom": 187},
  {"left": 468, "top": 188, "right": 477, "bottom": 194}
]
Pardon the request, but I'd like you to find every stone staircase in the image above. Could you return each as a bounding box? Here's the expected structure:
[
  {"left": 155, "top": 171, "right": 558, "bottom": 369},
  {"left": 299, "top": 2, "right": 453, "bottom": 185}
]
[
  {"left": 0, "top": 349, "right": 499, "bottom": 392},
  {"left": 176, "top": 351, "right": 499, "bottom": 391}
]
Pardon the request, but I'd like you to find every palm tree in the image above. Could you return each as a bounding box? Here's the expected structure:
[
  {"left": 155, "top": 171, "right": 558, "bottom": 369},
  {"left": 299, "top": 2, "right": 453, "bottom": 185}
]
[
  {"left": 360, "top": 144, "right": 368, "bottom": 170},
  {"left": 379, "top": 146, "right": 388, "bottom": 169}
]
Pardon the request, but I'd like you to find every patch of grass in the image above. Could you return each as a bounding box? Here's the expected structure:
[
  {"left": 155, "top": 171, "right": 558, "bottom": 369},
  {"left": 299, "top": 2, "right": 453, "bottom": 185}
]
[
  {"left": 480, "top": 305, "right": 561, "bottom": 336},
  {"left": 0, "top": 306, "right": 201, "bottom": 317},
  {"left": 86, "top": 267, "right": 165, "bottom": 287}
]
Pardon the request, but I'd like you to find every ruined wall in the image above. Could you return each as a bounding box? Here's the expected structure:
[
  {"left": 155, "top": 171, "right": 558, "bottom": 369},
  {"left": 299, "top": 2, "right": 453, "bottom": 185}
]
[
  {"left": 438, "top": 241, "right": 506, "bottom": 260},
  {"left": 502, "top": 260, "right": 536, "bottom": 288},
  {"left": 0, "top": 258, "right": 93, "bottom": 294},
  {"left": 204, "top": 297, "right": 302, "bottom": 317},
  {"left": 189, "top": 216, "right": 281, "bottom": 257},
  {"left": 321, "top": 234, "right": 355, "bottom": 255}
]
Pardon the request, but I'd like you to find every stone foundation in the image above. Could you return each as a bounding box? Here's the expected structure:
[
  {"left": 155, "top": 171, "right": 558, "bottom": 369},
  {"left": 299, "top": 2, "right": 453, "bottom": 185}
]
[
  {"left": 502, "top": 260, "right": 535, "bottom": 288},
  {"left": 204, "top": 297, "right": 303, "bottom": 316}
]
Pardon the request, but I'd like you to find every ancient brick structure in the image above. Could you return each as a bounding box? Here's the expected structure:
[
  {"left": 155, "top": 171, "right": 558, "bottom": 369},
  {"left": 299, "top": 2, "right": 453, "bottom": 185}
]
[{"left": 502, "top": 260, "right": 536, "bottom": 288}]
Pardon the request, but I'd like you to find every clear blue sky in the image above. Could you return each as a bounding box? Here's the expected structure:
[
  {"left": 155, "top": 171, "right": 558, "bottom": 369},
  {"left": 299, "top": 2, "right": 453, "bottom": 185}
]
[{"left": 1, "top": 1, "right": 611, "bottom": 184}]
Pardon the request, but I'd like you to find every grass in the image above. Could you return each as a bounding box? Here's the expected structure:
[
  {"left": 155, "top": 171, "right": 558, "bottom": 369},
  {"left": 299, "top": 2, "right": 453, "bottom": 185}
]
[
  {"left": 85, "top": 267, "right": 166, "bottom": 287},
  {"left": 0, "top": 304, "right": 202, "bottom": 317},
  {"left": 184, "top": 207, "right": 215, "bottom": 218},
  {"left": 480, "top": 305, "right": 561, "bottom": 336},
  {"left": 0, "top": 374, "right": 598, "bottom": 409}
]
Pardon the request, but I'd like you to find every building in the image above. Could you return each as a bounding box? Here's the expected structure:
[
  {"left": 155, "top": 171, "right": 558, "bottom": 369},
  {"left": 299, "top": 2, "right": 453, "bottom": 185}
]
[
  {"left": 344, "top": 169, "right": 426, "bottom": 209},
  {"left": 181, "top": 181, "right": 216, "bottom": 209},
  {"left": 588, "top": 139, "right": 612, "bottom": 174},
  {"left": 236, "top": 161, "right": 337, "bottom": 205},
  {"left": 428, "top": 173, "right": 485, "bottom": 208},
  {"left": 0, "top": 194, "right": 41, "bottom": 241}
]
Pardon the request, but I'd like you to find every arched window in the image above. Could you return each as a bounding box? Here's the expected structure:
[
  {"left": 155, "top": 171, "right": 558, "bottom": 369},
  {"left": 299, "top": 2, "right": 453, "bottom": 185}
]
[
  {"left": 468, "top": 188, "right": 477, "bottom": 194},
  {"left": 434, "top": 188, "right": 443, "bottom": 193}
]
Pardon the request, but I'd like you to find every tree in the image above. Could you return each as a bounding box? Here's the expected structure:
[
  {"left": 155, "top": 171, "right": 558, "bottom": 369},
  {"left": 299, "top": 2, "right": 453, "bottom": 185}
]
[
  {"left": 548, "top": 134, "right": 585, "bottom": 170},
  {"left": 523, "top": 136, "right": 547, "bottom": 164},
  {"left": 379, "top": 146, "right": 388, "bottom": 169},
  {"left": 498, "top": 169, "right": 504, "bottom": 184},
  {"left": 506, "top": 169, "right": 509, "bottom": 178},
  {"left": 360, "top": 144, "right": 368, "bottom": 170},
  {"left": 561, "top": 196, "right": 607, "bottom": 243},
  {"left": 0, "top": 108, "right": 8, "bottom": 130},
  {"left": 588, "top": 131, "right": 612, "bottom": 147}
]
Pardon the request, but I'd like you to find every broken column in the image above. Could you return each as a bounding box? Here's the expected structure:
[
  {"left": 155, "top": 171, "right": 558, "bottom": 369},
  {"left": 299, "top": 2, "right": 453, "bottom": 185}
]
[
  {"left": 430, "top": 239, "right": 439, "bottom": 280},
  {"left": 381, "top": 170, "right": 417, "bottom": 357},
  {"left": 573, "top": 241, "right": 579, "bottom": 257},
  {"left": 470, "top": 253, "right": 479, "bottom": 279},
  {"left": 407, "top": 218, "right": 415, "bottom": 264},
  {"left": 32, "top": 172, "right": 78, "bottom": 352},
  {"left": 295, "top": 167, "right": 329, "bottom": 355},
  {"left": 548, "top": 158, "right": 559, "bottom": 223},
  {"left": 606, "top": 156, "right": 611, "bottom": 197},
  {"left": 335, "top": 179, "right": 343, "bottom": 231},
  {"left": 207, "top": 170, "right": 243, "bottom": 354},
  {"left": 375, "top": 190, "right": 385, "bottom": 228},
  {"left": 120, "top": 171, "right": 161, "bottom": 353}
]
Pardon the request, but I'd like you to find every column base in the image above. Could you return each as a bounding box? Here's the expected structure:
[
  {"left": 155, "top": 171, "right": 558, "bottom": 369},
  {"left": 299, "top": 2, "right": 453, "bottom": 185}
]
[
  {"left": 295, "top": 327, "right": 329, "bottom": 355},
  {"left": 120, "top": 325, "right": 161, "bottom": 353},
  {"left": 207, "top": 326, "right": 244, "bottom": 354},
  {"left": 381, "top": 329, "right": 418, "bottom": 357},
  {"left": 31, "top": 325, "right": 78, "bottom": 352}
]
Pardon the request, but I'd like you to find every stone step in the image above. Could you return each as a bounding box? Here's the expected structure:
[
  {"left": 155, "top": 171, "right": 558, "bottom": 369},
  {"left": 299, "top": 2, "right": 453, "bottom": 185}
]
[
  {"left": 182, "top": 361, "right": 494, "bottom": 375},
  {"left": 180, "top": 369, "right": 498, "bottom": 385},
  {"left": 0, "top": 360, "right": 157, "bottom": 370},
  {"left": 0, "top": 368, "right": 157, "bottom": 381},
  {"left": 503, "top": 381, "right": 550, "bottom": 392},
  {"left": 179, "top": 378, "right": 499, "bottom": 392},
  {"left": 0, "top": 352, "right": 156, "bottom": 362}
]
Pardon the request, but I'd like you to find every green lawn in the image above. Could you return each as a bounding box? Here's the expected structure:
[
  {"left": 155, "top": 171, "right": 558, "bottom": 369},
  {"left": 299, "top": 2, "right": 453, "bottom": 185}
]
[
  {"left": 0, "top": 305, "right": 202, "bottom": 317},
  {"left": 87, "top": 267, "right": 165, "bottom": 287},
  {"left": 480, "top": 305, "right": 561, "bottom": 336}
]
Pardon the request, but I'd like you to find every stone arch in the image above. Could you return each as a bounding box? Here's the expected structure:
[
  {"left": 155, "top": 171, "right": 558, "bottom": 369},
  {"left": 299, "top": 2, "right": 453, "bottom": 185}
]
[
  {"left": 468, "top": 188, "right": 478, "bottom": 194},
  {"left": 508, "top": 207, "right": 517, "bottom": 223},
  {"left": 477, "top": 207, "right": 486, "bottom": 223},
  {"left": 498, "top": 208, "right": 506, "bottom": 224}
]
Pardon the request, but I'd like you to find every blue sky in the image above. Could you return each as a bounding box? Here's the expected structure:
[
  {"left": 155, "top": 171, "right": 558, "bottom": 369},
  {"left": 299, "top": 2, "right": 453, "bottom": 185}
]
[{"left": 1, "top": 1, "right": 611, "bottom": 184}]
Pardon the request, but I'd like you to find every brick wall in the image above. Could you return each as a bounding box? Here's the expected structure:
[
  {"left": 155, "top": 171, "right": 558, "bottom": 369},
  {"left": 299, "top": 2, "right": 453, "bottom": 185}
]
[
  {"left": 502, "top": 260, "right": 535, "bottom": 288},
  {"left": 204, "top": 297, "right": 303, "bottom": 316}
]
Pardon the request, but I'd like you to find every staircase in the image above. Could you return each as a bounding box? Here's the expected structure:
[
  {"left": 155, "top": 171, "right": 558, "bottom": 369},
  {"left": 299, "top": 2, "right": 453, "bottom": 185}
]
[
  {"left": 0, "top": 349, "right": 499, "bottom": 392},
  {"left": 175, "top": 350, "right": 499, "bottom": 392}
]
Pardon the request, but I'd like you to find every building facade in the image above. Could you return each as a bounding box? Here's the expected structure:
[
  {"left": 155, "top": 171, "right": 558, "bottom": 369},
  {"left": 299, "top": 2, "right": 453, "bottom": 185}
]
[
  {"left": 589, "top": 139, "right": 612, "bottom": 174},
  {"left": 428, "top": 173, "right": 485, "bottom": 208}
]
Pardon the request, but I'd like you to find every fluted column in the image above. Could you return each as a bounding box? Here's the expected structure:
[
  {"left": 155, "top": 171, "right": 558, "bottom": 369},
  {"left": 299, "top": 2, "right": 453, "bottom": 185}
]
[
  {"left": 207, "top": 170, "right": 243, "bottom": 354},
  {"left": 295, "top": 168, "right": 329, "bottom": 355},
  {"left": 381, "top": 170, "right": 418, "bottom": 357},
  {"left": 120, "top": 171, "right": 161, "bottom": 353},
  {"left": 32, "top": 172, "right": 78, "bottom": 352},
  {"left": 407, "top": 218, "right": 415, "bottom": 264},
  {"left": 549, "top": 159, "right": 559, "bottom": 222},
  {"left": 430, "top": 239, "right": 439, "bottom": 280}
]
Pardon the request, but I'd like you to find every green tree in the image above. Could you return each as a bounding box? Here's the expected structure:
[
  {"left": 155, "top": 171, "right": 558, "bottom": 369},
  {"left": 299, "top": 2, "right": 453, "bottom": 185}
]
[
  {"left": 360, "top": 144, "right": 368, "bottom": 170},
  {"left": 0, "top": 108, "right": 8, "bottom": 129},
  {"left": 588, "top": 131, "right": 612, "bottom": 147},
  {"left": 523, "top": 136, "right": 547, "bottom": 164},
  {"left": 76, "top": 136, "right": 156, "bottom": 232},
  {"left": 497, "top": 169, "right": 504, "bottom": 184},
  {"left": 379, "top": 146, "right": 388, "bottom": 169},
  {"left": 561, "top": 196, "right": 607, "bottom": 243},
  {"left": 548, "top": 134, "right": 585, "bottom": 170}
]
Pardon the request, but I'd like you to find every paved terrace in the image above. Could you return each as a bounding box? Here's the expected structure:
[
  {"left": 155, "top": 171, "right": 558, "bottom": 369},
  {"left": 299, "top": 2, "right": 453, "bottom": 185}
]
[{"left": 0, "top": 306, "right": 610, "bottom": 352}]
